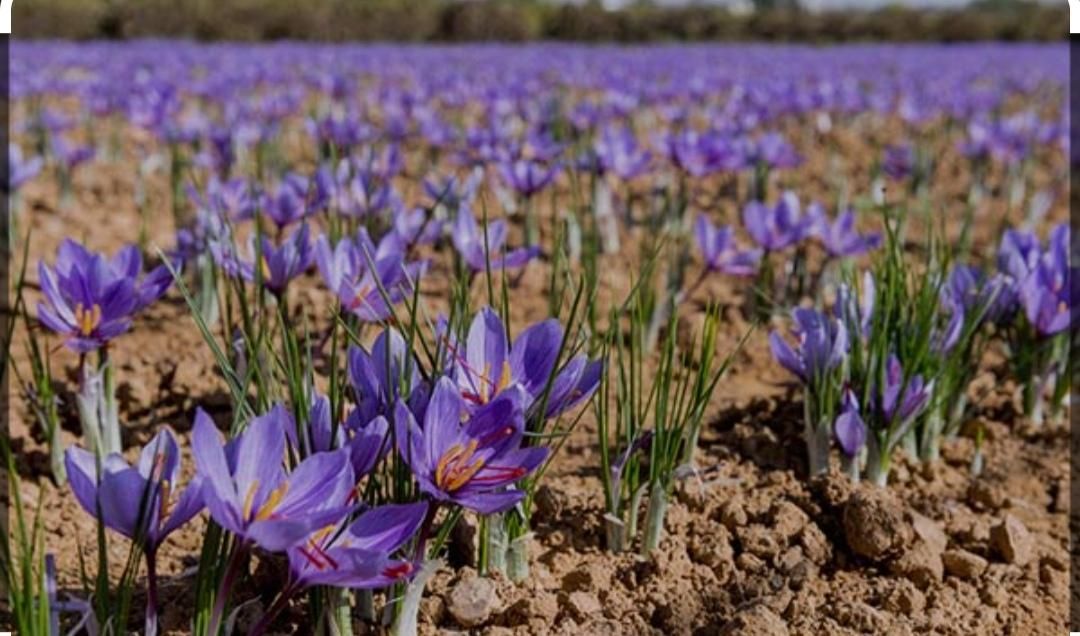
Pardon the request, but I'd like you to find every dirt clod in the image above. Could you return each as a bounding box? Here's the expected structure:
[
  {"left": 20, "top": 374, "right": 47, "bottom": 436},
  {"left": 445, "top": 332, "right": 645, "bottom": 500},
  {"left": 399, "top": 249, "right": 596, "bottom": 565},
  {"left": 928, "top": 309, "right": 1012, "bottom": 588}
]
[
  {"left": 943, "top": 549, "right": 989, "bottom": 579},
  {"left": 843, "top": 488, "right": 912, "bottom": 561},
  {"left": 990, "top": 514, "right": 1034, "bottom": 566},
  {"left": 720, "top": 604, "right": 789, "bottom": 636},
  {"left": 447, "top": 576, "right": 499, "bottom": 628}
]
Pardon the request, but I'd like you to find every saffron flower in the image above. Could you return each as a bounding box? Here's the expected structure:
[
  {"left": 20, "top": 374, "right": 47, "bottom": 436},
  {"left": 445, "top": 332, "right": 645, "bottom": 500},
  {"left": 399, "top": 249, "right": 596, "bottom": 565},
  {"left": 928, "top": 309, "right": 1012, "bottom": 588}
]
[
  {"left": 38, "top": 240, "right": 174, "bottom": 352},
  {"left": 834, "top": 388, "right": 866, "bottom": 457},
  {"left": 445, "top": 307, "right": 602, "bottom": 418},
  {"left": 879, "top": 355, "right": 932, "bottom": 424},
  {"left": 315, "top": 230, "right": 426, "bottom": 321},
  {"left": 347, "top": 327, "right": 429, "bottom": 424},
  {"left": 286, "top": 502, "right": 427, "bottom": 589},
  {"left": 769, "top": 308, "right": 848, "bottom": 384},
  {"left": 394, "top": 377, "right": 549, "bottom": 514},
  {"left": 191, "top": 407, "right": 356, "bottom": 551},
  {"left": 497, "top": 158, "right": 560, "bottom": 199},
  {"left": 1019, "top": 251, "right": 1073, "bottom": 336},
  {"left": 225, "top": 224, "right": 313, "bottom": 296},
  {"left": 997, "top": 228, "right": 1041, "bottom": 282},
  {"left": 452, "top": 205, "right": 540, "bottom": 272},
  {"left": 65, "top": 427, "right": 203, "bottom": 551},
  {"left": 694, "top": 215, "right": 761, "bottom": 276},
  {"left": 743, "top": 192, "right": 822, "bottom": 252},
  {"left": 815, "top": 209, "right": 881, "bottom": 258}
]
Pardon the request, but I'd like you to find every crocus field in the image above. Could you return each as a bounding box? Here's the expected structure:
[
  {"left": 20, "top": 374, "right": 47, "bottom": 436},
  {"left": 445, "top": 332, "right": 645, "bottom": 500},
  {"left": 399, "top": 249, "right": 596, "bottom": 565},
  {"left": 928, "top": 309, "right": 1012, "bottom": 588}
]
[{"left": 4, "top": 42, "right": 1073, "bottom": 635}]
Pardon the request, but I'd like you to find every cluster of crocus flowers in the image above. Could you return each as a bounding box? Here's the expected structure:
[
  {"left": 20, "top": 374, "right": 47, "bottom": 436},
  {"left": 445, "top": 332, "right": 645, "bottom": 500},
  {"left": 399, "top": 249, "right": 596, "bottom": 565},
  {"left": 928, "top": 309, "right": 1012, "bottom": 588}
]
[
  {"left": 769, "top": 307, "right": 849, "bottom": 476},
  {"left": 65, "top": 428, "right": 203, "bottom": 635},
  {"left": 994, "top": 224, "right": 1074, "bottom": 425}
]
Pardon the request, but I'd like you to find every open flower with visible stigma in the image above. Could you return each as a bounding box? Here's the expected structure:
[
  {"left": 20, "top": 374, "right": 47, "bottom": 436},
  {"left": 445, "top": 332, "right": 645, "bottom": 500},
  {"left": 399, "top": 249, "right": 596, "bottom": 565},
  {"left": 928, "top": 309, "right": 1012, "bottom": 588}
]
[
  {"left": 65, "top": 426, "right": 204, "bottom": 552},
  {"left": 191, "top": 406, "right": 357, "bottom": 552},
  {"left": 37, "top": 239, "right": 174, "bottom": 352},
  {"left": 444, "top": 307, "right": 602, "bottom": 418},
  {"left": 285, "top": 502, "right": 427, "bottom": 589},
  {"left": 694, "top": 214, "right": 761, "bottom": 276},
  {"left": 315, "top": 229, "right": 426, "bottom": 322},
  {"left": 394, "top": 377, "right": 549, "bottom": 514},
  {"left": 452, "top": 204, "right": 540, "bottom": 272}
]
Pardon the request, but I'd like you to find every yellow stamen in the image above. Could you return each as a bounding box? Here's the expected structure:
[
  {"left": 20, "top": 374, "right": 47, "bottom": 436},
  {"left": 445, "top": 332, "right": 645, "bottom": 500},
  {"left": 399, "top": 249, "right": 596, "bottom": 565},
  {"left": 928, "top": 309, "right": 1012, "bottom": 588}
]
[
  {"left": 242, "top": 482, "right": 259, "bottom": 521},
  {"left": 495, "top": 360, "right": 513, "bottom": 395},
  {"left": 480, "top": 362, "right": 492, "bottom": 402},
  {"left": 74, "top": 303, "right": 102, "bottom": 337},
  {"left": 255, "top": 483, "right": 289, "bottom": 521},
  {"left": 445, "top": 457, "right": 485, "bottom": 491},
  {"left": 309, "top": 524, "right": 336, "bottom": 547},
  {"left": 260, "top": 256, "right": 272, "bottom": 281},
  {"left": 435, "top": 439, "right": 484, "bottom": 492}
]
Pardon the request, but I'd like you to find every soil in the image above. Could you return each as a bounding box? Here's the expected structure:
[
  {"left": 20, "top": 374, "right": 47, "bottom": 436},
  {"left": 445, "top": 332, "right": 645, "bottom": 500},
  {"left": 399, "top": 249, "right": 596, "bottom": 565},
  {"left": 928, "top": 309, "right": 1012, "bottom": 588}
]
[{"left": 7, "top": 102, "right": 1069, "bottom": 634}]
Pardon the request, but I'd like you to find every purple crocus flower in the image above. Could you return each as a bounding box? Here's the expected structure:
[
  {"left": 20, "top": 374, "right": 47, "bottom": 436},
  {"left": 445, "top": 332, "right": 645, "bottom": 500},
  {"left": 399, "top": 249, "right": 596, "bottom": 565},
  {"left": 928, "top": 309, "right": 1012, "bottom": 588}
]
[
  {"left": 589, "top": 126, "right": 652, "bottom": 181},
  {"left": 65, "top": 427, "right": 203, "bottom": 551},
  {"left": 190, "top": 176, "right": 258, "bottom": 221},
  {"left": 769, "top": 308, "right": 848, "bottom": 384},
  {"left": 52, "top": 136, "right": 95, "bottom": 172},
  {"left": 943, "top": 265, "right": 1014, "bottom": 325},
  {"left": 882, "top": 144, "right": 914, "bottom": 180},
  {"left": 452, "top": 205, "right": 540, "bottom": 272},
  {"left": 694, "top": 215, "right": 761, "bottom": 276},
  {"left": 1019, "top": 250, "right": 1073, "bottom": 336},
  {"left": 445, "top": 307, "right": 602, "bottom": 418},
  {"left": 191, "top": 407, "right": 356, "bottom": 552},
  {"left": 38, "top": 240, "right": 174, "bottom": 352},
  {"left": 743, "top": 192, "right": 822, "bottom": 252},
  {"left": 10, "top": 143, "right": 43, "bottom": 191},
  {"left": 997, "top": 228, "right": 1041, "bottom": 282},
  {"left": 228, "top": 224, "right": 314, "bottom": 296},
  {"left": 261, "top": 176, "right": 310, "bottom": 230},
  {"left": 347, "top": 327, "right": 429, "bottom": 425},
  {"left": 834, "top": 388, "right": 866, "bottom": 457},
  {"left": 314, "top": 230, "right": 425, "bottom": 321},
  {"left": 497, "top": 159, "right": 559, "bottom": 199},
  {"left": 815, "top": 210, "right": 881, "bottom": 258},
  {"left": 286, "top": 502, "right": 427, "bottom": 589},
  {"left": 293, "top": 394, "right": 390, "bottom": 484},
  {"left": 879, "top": 355, "right": 932, "bottom": 424},
  {"left": 750, "top": 133, "right": 801, "bottom": 170},
  {"left": 394, "top": 378, "right": 549, "bottom": 514}
]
